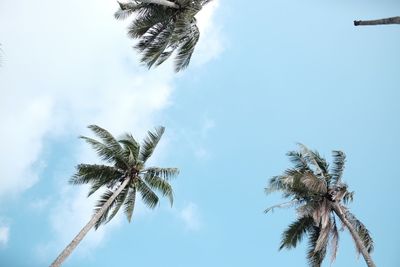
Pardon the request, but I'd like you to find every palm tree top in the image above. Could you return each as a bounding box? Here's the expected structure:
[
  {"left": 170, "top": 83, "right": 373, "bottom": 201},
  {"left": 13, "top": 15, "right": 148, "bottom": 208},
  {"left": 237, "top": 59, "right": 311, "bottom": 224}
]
[
  {"left": 265, "top": 144, "right": 374, "bottom": 266},
  {"left": 115, "top": 0, "right": 212, "bottom": 72},
  {"left": 70, "top": 125, "right": 179, "bottom": 229}
]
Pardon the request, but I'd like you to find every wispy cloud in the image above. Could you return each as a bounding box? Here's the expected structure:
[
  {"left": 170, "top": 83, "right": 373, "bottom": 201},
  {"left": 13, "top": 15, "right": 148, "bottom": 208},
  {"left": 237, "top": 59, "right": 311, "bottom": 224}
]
[
  {"left": 0, "top": 225, "right": 9, "bottom": 248},
  {"left": 179, "top": 202, "right": 202, "bottom": 231}
]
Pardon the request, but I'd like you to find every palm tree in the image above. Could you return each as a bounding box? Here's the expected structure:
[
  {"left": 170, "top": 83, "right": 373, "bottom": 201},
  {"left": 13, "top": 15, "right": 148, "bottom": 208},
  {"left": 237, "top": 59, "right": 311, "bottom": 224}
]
[
  {"left": 50, "top": 125, "right": 179, "bottom": 267},
  {"left": 114, "top": 0, "right": 213, "bottom": 72},
  {"left": 354, "top": 16, "right": 400, "bottom": 26},
  {"left": 265, "top": 144, "right": 375, "bottom": 267}
]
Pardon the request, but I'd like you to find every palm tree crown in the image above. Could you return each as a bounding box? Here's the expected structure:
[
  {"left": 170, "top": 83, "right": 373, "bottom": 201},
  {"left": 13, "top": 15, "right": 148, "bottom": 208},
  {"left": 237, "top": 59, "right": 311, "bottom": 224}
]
[
  {"left": 115, "top": 0, "right": 212, "bottom": 72},
  {"left": 70, "top": 125, "right": 178, "bottom": 229},
  {"left": 50, "top": 125, "right": 179, "bottom": 267},
  {"left": 265, "top": 144, "right": 375, "bottom": 267}
]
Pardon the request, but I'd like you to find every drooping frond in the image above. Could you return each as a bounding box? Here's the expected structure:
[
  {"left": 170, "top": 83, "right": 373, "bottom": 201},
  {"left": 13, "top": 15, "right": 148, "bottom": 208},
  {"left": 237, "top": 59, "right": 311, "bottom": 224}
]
[
  {"left": 330, "top": 150, "right": 346, "bottom": 185},
  {"left": 265, "top": 200, "right": 300, "bottom": 214},
  {"left": 173, "top": 19, "right": 200, "bottom": 71},
  {"left": 136, "top": 179, "right": 159, "bottom": 209},
  {"left": 144, "top": 173, "right": 174, "bottom": 205},
  {"left": 279, "top": 216, "right": 313, "bottom": 250},
  {"left": 116, "top": 0, "right": 204, "bottom": 71},
  {"left": 106, "top": 185, "right": 129, "bottom": 223},
  {"left": 94, "top": 190, "right": 115, "bottom": 230},
  {"left": 139, "top": 126, "right": 165, "bottom": 162},
  {"left": 345, "top": 210, "right": 374, "bottom": 253},
  {"left": 307, "top": 226, "right": 328, "bottom": 267},
  {"left": 330, "top": 215, "right": 339, "bottom": 264},
  {"left": 124, "top": 187, "right": 136, "bottom": 222},
  {"left": 69, "top": 164, "right": 122, "bottom": 186}
]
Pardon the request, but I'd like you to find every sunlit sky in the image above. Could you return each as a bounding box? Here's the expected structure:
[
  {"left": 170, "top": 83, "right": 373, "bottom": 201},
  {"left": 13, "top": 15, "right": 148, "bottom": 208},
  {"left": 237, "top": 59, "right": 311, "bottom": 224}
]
[{"left": 0, "top": 0, "right": 400, "bottom": 266}]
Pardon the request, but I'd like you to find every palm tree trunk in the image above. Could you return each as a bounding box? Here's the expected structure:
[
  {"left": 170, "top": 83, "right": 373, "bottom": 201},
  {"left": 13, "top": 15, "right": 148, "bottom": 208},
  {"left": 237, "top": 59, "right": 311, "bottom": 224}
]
[
  {"left": 331, "top": 203, "right": 376, "bottom": 267},
  {"left": 354, "top": 16, "right": 400, "bottom": 26},
  {"left": 49, "top": 178, "right": 131, "bottom": 267},
  {"left": 137, "top": 0, "right": 180, "bottom": 8}
]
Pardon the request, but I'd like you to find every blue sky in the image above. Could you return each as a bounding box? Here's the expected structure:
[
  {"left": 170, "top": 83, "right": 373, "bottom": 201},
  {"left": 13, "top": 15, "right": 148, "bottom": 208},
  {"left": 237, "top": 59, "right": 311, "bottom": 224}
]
[{"left": 0, "top": 0, "right": 400, "bottom": 266}]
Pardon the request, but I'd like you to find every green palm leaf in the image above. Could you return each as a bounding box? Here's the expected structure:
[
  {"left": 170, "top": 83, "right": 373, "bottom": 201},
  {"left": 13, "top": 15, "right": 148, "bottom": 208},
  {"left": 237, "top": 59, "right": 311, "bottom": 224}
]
[
  {"left": 124, "top": 187, "right": 136, "bottom": 222},
  {"left": 115, "top": 0, "right": 206, "bottom": 72},
  {"left": 69, "top": 164, "right": 122, "bottom": 185},
  {"left": 139, "top": 126, "right": 165, "bottom": 163},
  {"left": 279, "top": 216, "right": 313, "bottom": 250},
  {"left": 136, "top": 179, "right": 159, "bottom": 209}
]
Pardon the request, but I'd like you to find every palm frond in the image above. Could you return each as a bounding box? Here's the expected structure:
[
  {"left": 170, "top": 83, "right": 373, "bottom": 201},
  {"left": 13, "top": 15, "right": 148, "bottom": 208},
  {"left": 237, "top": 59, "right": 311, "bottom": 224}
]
[
  {"left": 115, "top": 1, "right": 146, "bottom": 20},
  {"left": 88, "top": 125, "right": 123, "bottom": 153},
  {"left": 80, "top": 136, "right": 128, "bottom": 168},
  {"left": 330, "top": 216, "right": 339, "bottom": 264},
  {"left": 287, "top": 150, "right": 312, "bottom": 172},
  {"left": 279, "top": 216, "right": 314, "bottom": 250},
  {"left": 124, "top": 187, "right": 136, "bottom": 222},
  {"left": 136, "top": 179, "right": 159, "bottom": 209},
  {"left": 119, "top": 133, "right": 140, "bottom": 164},
  {"left": 264, "top": 200, "right": 300, "bottom": 214},
  {"left": 174, "top": 22, "right": 199, "bottom": 71},
  {"left": 69, "top": 164, "right": 122, "bottom": 186},
  {"left": 342, "top": 190, "right": 354, "bottom": 204},
  {"left": 298, "top": 144, "right": 329, "bottom": 180},
  {"left": 106, "top": 185, "right": 129, "bottom": 223},
  {"left": 307, "top": 226, "right": 327, "bottom": 267},
  {"left": 346, "top": 210, "right": 374, "bottom": 253},
  {"left": 139, "top": 126, "right": 165, "bottom": 162},
  {"left": 144, "top": 167, "right": 179, "bottom": 180},
  {"left": 301, "top": 172, "right": 327, "bottom": 194},
  {"left": 143, "top": 173, "right": 174, "bottom": 206},
  {"left": 93, "top": 190, "right": 115, "bottom": 230},
  {"left": 330, "top": 150, "right": 346, "bottom": 185}
]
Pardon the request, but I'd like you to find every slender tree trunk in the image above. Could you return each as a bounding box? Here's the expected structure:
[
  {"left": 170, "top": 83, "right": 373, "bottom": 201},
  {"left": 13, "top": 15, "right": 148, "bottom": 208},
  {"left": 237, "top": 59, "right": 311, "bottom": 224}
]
[
  {"left": 331, "top": 203, "right": 376, "bottom": 267},
  {"left": 354, "top": 16, "right": 400, "bottom": 26},
  {"left": 137, "top": 0, "right": 180, "bottom": 8},
  {"left": 49, "top": 178, "right": 131, "bottom": 267}
]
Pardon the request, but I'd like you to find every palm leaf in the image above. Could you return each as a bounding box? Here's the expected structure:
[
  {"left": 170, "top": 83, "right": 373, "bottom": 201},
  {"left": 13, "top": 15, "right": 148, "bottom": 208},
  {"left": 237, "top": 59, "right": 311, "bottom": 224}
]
[
  {"left": 69, "top": 164, "right": 122, "bottom": 185},
  {"left": 330, "top": 150, "right": 346, "bottom": 185},
  {"left": 279, "top": 216, "right": 314, "bottom": 250},
  {"left": 124, "top": 187, "right": 137, "bottom": 222},
  {"left": 307, "top": 226, "right": 328, "bottom": 267},
  {"left": 139, "top": 126, "right": 165, "bottom": 163},
  {"left": 80, "top": 136, "right": 128, "bottom": 168},
  {"left": 106, "top": 184, "right": 129, "bottom": 223},
  {"left": 136, "top": 179, "right": 159, "bottom": 209},
  {"left": 330, "top": 216, "right": 339, "bottom": 264},
  {"left": 93, "top": 190, "right": 115, "bottom": 230},
  {"left": 119, "top": 133, "right": 140, "bottom": 164},
  {"left": 143, "top": 174, "right": 173, "bottom": 205},
  {"left": 144, "top": 167, "right": 179, "bottom": 180},
  {"left": 346, "top": 210, "right": 374, "bottom": 253}
]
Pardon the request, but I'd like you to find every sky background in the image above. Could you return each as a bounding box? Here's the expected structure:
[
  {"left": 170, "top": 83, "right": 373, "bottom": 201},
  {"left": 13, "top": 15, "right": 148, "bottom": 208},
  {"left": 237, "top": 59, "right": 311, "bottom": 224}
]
[{"left": 0, "top": 0, "right": 400, "bottom": 266}]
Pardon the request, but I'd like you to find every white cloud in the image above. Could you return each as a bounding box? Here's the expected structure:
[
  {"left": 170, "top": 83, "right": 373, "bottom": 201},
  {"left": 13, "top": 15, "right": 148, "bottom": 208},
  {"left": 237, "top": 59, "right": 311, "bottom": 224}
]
[
  {"left": 0, "top": 0, "right": 222, "bottom": 259},
  {"left": 0, "top": 225, "right": 10, "bottom": 247},
  {"left": 179, "top": 202, "right": 202, "bottom": 231},
  {"left": 194, "top": 0, "right": 225, "bottom": 66}
]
